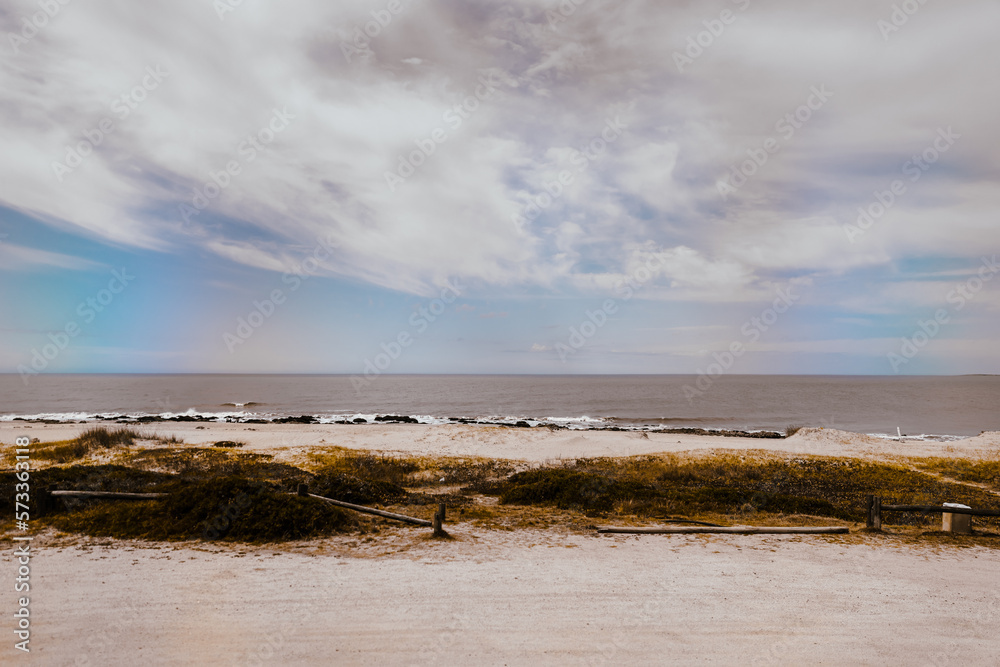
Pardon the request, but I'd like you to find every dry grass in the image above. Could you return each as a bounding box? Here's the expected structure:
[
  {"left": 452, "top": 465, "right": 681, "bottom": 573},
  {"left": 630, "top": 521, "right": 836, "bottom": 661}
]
[
  {"left": 26, "top": 427, "right": 142, "bottom": 464},
  {"left": 913, "top": 457, "right": 1000, "bottom": 491},
  {"left": 471, "top": 451, "right": 1000, "bottom": 529},
  {"left": 17, "top": 427, "right": 186, "bottom": 465},
  {"left": 4, "top": 439, "right": 999, "bottom": 544}
]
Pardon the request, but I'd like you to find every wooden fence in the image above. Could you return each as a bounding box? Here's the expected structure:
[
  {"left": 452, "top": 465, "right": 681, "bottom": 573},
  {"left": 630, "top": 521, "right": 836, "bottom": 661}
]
[{"left": 866, "top": 494, "right": 1000, "bottom": 530}]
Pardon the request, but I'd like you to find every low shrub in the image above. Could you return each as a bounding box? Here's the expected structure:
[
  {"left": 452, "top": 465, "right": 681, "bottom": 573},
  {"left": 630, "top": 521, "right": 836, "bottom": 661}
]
[
  {"left": 47, "top": 477, "right": 355, "bottom": 542},
  {"left": 499, "top": 469, "right": 659, "bottom": 514},
  {"left": 309, "top": 469, "right": 407, "bottom": 505}
]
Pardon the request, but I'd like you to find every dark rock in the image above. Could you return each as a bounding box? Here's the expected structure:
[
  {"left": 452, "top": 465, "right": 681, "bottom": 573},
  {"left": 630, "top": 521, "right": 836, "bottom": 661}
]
[
  {"left": 374, "top": 415, "right": 419, "bottom": 423},
  {"left": 274, "top": 415, "right": 316, "bottom": 424}
]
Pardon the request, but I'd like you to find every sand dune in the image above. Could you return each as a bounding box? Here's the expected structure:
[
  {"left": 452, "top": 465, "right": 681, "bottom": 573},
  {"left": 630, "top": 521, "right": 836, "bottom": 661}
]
[{"left": 6, "top": 422, "right": 1000, "bottom": 462}]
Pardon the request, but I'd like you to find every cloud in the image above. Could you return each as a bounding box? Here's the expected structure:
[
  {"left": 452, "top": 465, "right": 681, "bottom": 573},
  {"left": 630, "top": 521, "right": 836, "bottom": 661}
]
[
  {"left": 0, "top": 243, "right": 106, "bottom": 272},
  {"left": 1, "top": 0, "right": 998, "bottom": 309}
]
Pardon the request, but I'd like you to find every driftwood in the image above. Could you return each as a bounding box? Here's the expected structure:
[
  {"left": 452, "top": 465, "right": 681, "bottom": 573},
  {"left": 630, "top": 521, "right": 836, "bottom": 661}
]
[
  {"left": 49, "top": 490, "right": 166, "bottom": 500},
  {"left": 293, "top": 484, "right": 433, "bottom": 527},
  {"left": 597, "top": 526, "right": 849, "bottom": 535}
]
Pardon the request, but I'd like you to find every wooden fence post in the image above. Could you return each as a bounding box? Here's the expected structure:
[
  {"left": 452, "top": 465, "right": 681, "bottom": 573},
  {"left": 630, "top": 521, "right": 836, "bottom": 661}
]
[
  {"left": 36, "top": 487, "right": 54, "bottom": 518},
  {"left": 873, "top": 496, "right": 882, "bottom": 531},
  {"left": 432, "top": 503, "right": 447, "bottom": 537},
  {"left": 297, "top": 483, "right": 309, "bottom": 497},
  {"left": 866, "top": 495, "right": 874, "bottom": 529}
]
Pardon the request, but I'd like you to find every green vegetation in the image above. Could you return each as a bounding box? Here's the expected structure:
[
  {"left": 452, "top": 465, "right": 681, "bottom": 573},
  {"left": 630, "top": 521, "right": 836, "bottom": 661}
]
[
  {"left": 48, "top": 477, "right": 355, "bottom": 542},
  {"left": 307, "top": 451, "right": 419, "bottom": 486},
  {"left": 494, "top": 469, "right": 658, "bottom": 514},
  {"left": 24, "top": 427, "right": 185, "bottom": 464},
  {"left": 120, "top": 447, "right": 310, "bottom": 485},
  {"left": 27, "top": 426, "right": 142, "bottom": 463},
  {"left": 472, "top": 452, "right": 1000, "bottom": 526},
  {"left": 310, "top": 468, "right": 407, "bottom": 505},
  {"left": 4, "top": 438, "right": 999, "bottom": 543},
  {"left": 915, "top": 457, "right": 1000, "bottom": 491},
  {"left": 76, "top": 426, "right": 143, "bottom": 449}
]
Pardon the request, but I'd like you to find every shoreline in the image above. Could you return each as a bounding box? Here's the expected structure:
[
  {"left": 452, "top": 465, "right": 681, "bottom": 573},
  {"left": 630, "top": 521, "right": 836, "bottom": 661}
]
[{"left": 0, "top": 412, "right": 983, "bottom": 444}]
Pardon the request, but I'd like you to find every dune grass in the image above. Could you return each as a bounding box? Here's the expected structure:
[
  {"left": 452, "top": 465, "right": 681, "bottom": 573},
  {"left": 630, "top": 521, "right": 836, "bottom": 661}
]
[
  {"left": 470, "top": 452, "right": 1000, "bottom": 526},
  {"left": 6, "top": 440, "right": 1000, "bottom": 542},
  {"left": 24, "top": 427, "right": 186, "bottom": 465},
  {"left": 47, "top": 477, "right": 356, "bottom": 542},
  {"left": 27, "top": 427, "right": 143, "bottom": 463},
  {"left": 914, "top": 457, "right": 1000, "bottom": 491}
]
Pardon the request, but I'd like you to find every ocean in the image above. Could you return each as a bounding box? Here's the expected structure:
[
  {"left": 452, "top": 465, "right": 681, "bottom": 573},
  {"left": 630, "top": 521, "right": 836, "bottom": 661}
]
[{"left": 1, "top": 374, "right": 997, "bottom": 440}]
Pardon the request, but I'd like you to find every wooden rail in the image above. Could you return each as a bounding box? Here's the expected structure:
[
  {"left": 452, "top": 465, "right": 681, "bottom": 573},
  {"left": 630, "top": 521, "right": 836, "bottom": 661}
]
[
  {"left": 880, "top": 504, "right": 1000, "bottom": 517},
  {"left": 866, "top": 494, "right": 1000, "bottom": 530},
  {"left": 293, "top": 484, "right": 435, "bottom": 528},
  {"left": 598, "top": 526, "right": 849, "bottom": 535}
]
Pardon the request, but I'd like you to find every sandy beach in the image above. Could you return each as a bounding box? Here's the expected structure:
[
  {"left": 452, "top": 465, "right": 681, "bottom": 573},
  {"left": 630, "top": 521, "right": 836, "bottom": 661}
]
[
  {"left": 6, "top": 421, "right": 1000, "bottom": 463},
  {"left": 5, "top": 423, "right": 1000, "bottom": 665}
]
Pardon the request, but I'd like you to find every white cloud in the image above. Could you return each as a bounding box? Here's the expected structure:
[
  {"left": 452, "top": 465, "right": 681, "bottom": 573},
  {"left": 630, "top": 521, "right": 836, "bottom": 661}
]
[
  {"left": 0, "top": 243, "right": 106, "bottom": 272},
  {"left": 2, "top": 0, "right": 998, "bottom": 308}
]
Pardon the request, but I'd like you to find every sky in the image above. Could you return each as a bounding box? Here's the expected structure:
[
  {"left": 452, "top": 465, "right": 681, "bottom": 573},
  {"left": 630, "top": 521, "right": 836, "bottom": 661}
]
[{"left": 1, "top": 0, "right": 998, "bottom": 377}]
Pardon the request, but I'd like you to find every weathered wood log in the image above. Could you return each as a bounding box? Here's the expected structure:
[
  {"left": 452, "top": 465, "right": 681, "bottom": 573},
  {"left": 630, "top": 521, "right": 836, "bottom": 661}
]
[
  {"left": 293, "top": 490, "right": 432, "bottom": 527},
  {"left": 597, "top": 526, "right": 849, "bottom": 535},
  {"left": 49, "top": 490, "right": 166, "bottom": 500},
  {"left": 880, "top": 505, "right": 1000, "bottom": 517}
]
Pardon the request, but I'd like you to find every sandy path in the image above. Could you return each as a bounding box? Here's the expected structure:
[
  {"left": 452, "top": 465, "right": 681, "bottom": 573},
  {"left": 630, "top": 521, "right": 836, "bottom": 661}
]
[
  {"left": 5, "top": 422, "right": 1000, "bottom": 462},
  {"left": 13, "top": 529, "right": 1000, "bottom": 666}
]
